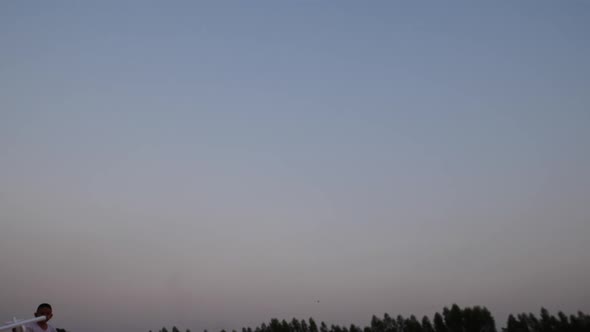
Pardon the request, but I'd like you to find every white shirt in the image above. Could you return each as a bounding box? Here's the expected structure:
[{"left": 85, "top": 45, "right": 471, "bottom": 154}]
[{"left": 24, "top": 322, "right": 57, "bottom": 332}]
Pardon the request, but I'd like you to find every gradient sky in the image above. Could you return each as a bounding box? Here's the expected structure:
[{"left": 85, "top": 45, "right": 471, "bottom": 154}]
[{"left": 1, "top": 2, "right": 589, "bottom": 332}]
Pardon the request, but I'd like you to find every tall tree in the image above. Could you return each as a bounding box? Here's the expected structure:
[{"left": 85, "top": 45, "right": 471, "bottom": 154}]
[
  {"left": 443, "top": 304, "right": 463, "bottom": 332},
  {"left": 371, "top": 315, "right": 385, "bottom": 332},
  {"left": 281, "top": 320, "right": 290, "bottom": 332},
  {"left": 556, "top": 312, "right": 570, "bottom": 332},
  {"left": 270, "top": 319, "right": 282, "bottom": 332},
  {"left": 421, "top": 316, "right": 435, "bottom": 332},
  {"left": 434, "top": 312, "right": 448, "bottom": 332},
  {"left": 301, "top": 320, "right": 309, "bottom": 332},
  {"left": 540, "top": 308, "right": 556, "bottom": 332},
  {"left": 504, "top": 314, "right": 519, "bottom": 332},
  {"left": 396, "top": 316, "right": 405, "bottom": 332},
  {"left": 480, "top": 307, "right": 497, "bottom": 332},
  {"left": 405, "top": 315, "right": 423, "bottom": 332},
  {"left": 383, "top": 314, "right": 396, "bottom": 332},
  {"left": 291, "top": 318, "right": 302, "bottom": 332},
  {"left": 309, "top": 319, "right": 319, "bottom": 332}
]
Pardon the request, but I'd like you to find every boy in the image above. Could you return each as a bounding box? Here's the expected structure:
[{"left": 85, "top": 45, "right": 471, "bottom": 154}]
[{"left": 24, "top": 303, "right": 57, "bottom": 332}]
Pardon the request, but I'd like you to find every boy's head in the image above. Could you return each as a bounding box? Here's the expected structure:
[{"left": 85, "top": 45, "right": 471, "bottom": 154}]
[{"left": 34, "top": 303, "right": 53, "bottom": 323}]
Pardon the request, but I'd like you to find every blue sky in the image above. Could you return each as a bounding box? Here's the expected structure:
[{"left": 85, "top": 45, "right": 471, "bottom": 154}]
[{"left": 1, "top": 2, "right": 589, "bottom": 332}]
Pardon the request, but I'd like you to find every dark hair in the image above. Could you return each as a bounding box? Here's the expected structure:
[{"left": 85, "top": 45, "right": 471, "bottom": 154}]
[{"left": 37, "top": 303, "right": 52, "bottom": 311}]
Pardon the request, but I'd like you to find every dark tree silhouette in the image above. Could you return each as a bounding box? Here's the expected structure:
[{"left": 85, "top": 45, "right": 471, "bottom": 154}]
[
  {"left": 434, "top": 312, "right": 448, "bottom": 332},
  {"left": 309, "top": 319, "right": 319, "bottom": 332},
  {"left": 151, "top": 305, "right": 590, "bottom": 332},
  {"left": 422, "top": 316, "right": 435, "bottom": 332}
]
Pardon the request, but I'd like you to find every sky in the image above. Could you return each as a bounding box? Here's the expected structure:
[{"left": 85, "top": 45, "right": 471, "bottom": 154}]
[{"left": 1, "top": 1, "right": 589, "bottom": 332}]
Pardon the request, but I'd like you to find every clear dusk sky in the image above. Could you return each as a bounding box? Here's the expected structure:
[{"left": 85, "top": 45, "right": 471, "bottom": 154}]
[{"left": 1, "top": 2, "right": 589, "bottom": 332}]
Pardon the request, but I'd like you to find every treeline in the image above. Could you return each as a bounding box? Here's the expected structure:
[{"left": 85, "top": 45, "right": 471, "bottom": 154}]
[{"left": 153, "top": 304, "right": 590, "bottom": 332}]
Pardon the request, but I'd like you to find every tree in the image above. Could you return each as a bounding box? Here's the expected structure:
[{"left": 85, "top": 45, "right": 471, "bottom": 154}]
[
  {"left": 480, "top": 307, "right": 497, "bottom": 332},
  {"left": 554, "top": 312, "right": 571, "bottom": 332},
  {"left": 309, "top": 319, "right": 319, "bottom": 332},
  {"left": 281, "top": 320, "right": 290, "bottom": 332},
  {"left": 269, "top": 319, "right": 282, "bottom": 332},
  {"left": 383, "top": 313, "right": 397, "bottom": 332},
  {"left": 350, "top": 324, "right": 362, "bottom": 332},
  {"left": 301, "top": 320, "right": 309, "bottom": 332},
  {"left": 371, "top": 315, "right": 385, "bottom": 332},
  {"left": 396, "top": 316, "right": 405, "bottom": 332},
  {"left": 539, "top": 308, "right": 558, "bottom": 332},
  {"left": 443, "top": 304, "right": 463, "bottom": 332},
  {"left": 462, "top": 307, "right": 475, "bottom": 332},
  {"left": 405, "top": 315, "right": 423, "bottom": 332},
  {"left": 422, "top": 316, "right": 435, "bottom": 332},
  {"left": 434, "top": 313, "right": 448, "bottom": 332},
  {"left": 573, "top": 311, "right": 590, "bottom": 332},
  {"left": 504, "top": 315, "right": 519, "bottom": 332},
  {"left": 291, "top": 319, "right": 302, "bottom": 332}
]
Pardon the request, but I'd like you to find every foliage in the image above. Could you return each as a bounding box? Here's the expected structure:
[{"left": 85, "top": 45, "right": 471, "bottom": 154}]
[{"left": 152, "top": 305, "right": 590, "bottom": 332}]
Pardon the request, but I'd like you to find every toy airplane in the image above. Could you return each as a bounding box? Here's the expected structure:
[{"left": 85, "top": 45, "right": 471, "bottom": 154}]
[{"left": 0, "top": 316, "right": 46, "bottom": 332}]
